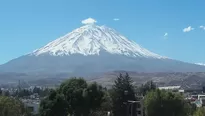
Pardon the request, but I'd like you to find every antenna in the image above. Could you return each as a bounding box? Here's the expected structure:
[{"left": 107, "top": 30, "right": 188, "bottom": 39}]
[{"left": 18, "top": 80, "right": 21, "bottom": 91}]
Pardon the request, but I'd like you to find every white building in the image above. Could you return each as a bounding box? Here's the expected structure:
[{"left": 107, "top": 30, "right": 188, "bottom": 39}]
[
  {"left": 21, "top": 99, "right": 40, "bottom": 114},
  {"left": 198, "top": 95, "right": 205, "bottom": 100},
  {"left": 158, "top": 86, "right": 181, "bottom": 90},
  {"left": 158, "top": 86, "right": 184, "bottom": 93}
]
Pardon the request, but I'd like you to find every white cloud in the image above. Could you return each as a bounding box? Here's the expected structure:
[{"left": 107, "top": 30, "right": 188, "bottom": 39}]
[
  {"left": 163, "top": 32, "right": 168, "bottom": 39},
  {"left": 199, "top": 25, "right": 205, "bottom": 30},
  {"left": 164, "top": 33, "right": 168, "bottom": 37},
  {"left": 113, "top": 18, "right": 120, "bottom": 21},
  {"left": 183, "top": 26, "right": 194, "bottom": 32},
  {"left": 81, "top": 18, "right": 97, "bottom": 25}
]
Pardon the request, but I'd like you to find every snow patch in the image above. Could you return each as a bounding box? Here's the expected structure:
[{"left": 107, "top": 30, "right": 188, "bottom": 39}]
[{"left": 195, "top": 63, "right": 205, "bottom": 66}]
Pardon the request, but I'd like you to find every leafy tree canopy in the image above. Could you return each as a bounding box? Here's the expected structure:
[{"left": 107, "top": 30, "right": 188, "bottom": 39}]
[
  {"left": 39, "top": 78, "right": 105, "bottom": 116},
  {"left": 144, "top": 89, "right": 189, "bottom": 116},
  {"left": 0, "top": 96, "right": 29, "bottom": 116},
  {"left": 194, "top": 107, "right": 205, "bottom": 116},
  {"left": 39, "top": 89, "right": 68, "bottom": 116}
]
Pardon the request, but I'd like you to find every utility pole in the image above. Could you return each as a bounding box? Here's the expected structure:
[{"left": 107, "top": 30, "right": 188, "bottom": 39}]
[
  {"left": 127, "top": 102, "right": 130, "bottom": 116},
  {"left": 18, "top": 80, "right": 21, "bottom": 91}
]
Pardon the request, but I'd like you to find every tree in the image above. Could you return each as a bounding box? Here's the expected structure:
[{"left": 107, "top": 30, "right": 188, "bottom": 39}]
[
  {"left": 0, "top": 96, "right": 29, "bottom": 116},
  {"left": 58, "top": 78, "right": 88, "bottom": 116},
  {"left": 111, "top": 73, "right": 136, "bottom": 116},
  {"left": 4, "top": 90, "right": 10, "bottom": 97},
  {"left": 194, "top": 107, "right": 205, "bottom": 116},
  {"left": 85, "top": 84, "right": 110, "bottom": 116},
  {"left": 39, "top": 89, "right": 69, "bottom": 116},
  {"left": 17, "top": 89, "right": 32, "bottom": 97},
  {"left": 144, "top": 89, "right": 189, "bottom": 116},
  {"left": 0, "top": 89, "right": 2, "bottom": 96},
  {"left": 39, "top": 78, "right": 105, "bottom": 116},
  {"left": 138, "top": 81, "right": 156, "bottom": 96},
  {"left": 184, "top": 102, "right": 197, "bottom": 116},
  {"left": 39, "top": 88, "right": 51, "bottom": 97},
  {"left": 83, "top": 82, "right": 105, "bottom": 115},
  {"left": 100, "top": 90, "right": 113, "bottom": 112},
  {"left": 33, "top": 86, "right": 41, "bottom": 94}
]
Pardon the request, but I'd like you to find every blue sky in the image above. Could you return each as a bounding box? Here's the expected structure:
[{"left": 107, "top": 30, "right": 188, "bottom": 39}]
[{"left": 0, "top": 0, "right": 205, "bottom": 64}]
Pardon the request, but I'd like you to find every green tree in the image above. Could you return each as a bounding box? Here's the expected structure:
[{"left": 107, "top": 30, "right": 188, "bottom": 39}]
[
  {"left": 39, "top": 88, "right": 51, "bottom": 97},
  {"left": 17, "top": 89, "right": 32, "bottom": 97},
  {"left": 83, "top": 82, "right": 105, "bottom": 115},
  {"left": 144, "top": 89, "right": 188, "bottom": 116},
  {"left": 58, "top": 78, "right": 87, "bottom": 116},
  {"left": 4, "top": 90, "right": 10, "bottom": 96},
  {"left": 138, "top": 81, "right": 156, "bottom": 96},
  {"left": 100, "top": 90, "right": 113, "bottom": 112},
  {"left": 39, "top": 89, "right": 69, "bottom": 116},
  {"left": 184, "top": 102, "right": 197, "bottom": 116},
  {"left": 0, "top": 89, "right": 2, "bottom": 96},
  {"left": 39, "top": 78, "right": 105, "bottom": 116},
  {"left": 87, "top": 87, "right": 112, "bottom": 116},
  {"left": 0, "top": 96, "right": 29, "bottom": 116},
  {"left": 194, "top": 107, "right": 205, "bottom": 116},
  {"left": 111, "top": 73, "right": 136, "bottom": 116},
  {"left": 33, "top": 86, "right": 41, "bottom": 94}
]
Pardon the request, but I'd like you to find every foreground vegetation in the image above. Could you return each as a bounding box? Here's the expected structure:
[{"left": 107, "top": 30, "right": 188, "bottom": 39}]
[
  {"left": 0, "top": 96, "right": 32, "bottom": 116},
  {"left": 38, "top": 73, "right": 203, "bottom": 116},
  {"left": 1, "top": 73, "right": 205, "bottom": 116}
]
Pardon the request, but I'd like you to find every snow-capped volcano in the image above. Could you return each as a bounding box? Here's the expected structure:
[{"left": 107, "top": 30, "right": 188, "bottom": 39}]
[
  {"left": 0, "top": 24, "right": 205, "bottom": 75},
  {"left": 31, "top": 24, "right": 165, "bottom": 59}
]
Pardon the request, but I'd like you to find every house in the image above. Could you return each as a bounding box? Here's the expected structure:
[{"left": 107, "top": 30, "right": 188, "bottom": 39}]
[{"left": 190, "top": 94, "right": 205, "bottom": 108}]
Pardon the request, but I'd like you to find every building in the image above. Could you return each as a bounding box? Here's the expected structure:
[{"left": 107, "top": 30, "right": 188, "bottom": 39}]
[
  {"left": 127, "top": 96, "right": 145, "bottom": 116},
  {"left": 21, "top": 99, "right": 40, "bottom": 115},
  {"left": 158, "top": 86, "right": 181, "bottom": 91},
  {"left": 136, "top": 99, "right": 145, "bottom": 116},
  {"left": 198, "top": 94, "right": 205, "bottom": 100},
  {"left": 158, "top": 86, "right": 186, "bottom": 94}
]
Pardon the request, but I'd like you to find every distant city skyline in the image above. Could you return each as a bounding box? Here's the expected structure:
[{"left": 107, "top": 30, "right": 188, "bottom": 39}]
[{"left": 0, "top": 0, "right": 205, "bottom": 64}]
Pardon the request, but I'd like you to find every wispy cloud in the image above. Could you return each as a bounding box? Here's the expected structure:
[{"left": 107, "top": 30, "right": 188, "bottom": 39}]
[
  {"left": 183, "top": 26, "right": 194, "bottom": 32},
  {"left": 164, "top": 33, "right": 168, "bottom": 37},
  {"left": 113, "top": 18, "right": 120, "bottom": 21},
  {"left": 163, "top": 33, "right": 168, "bottom": 39},
  {"left": 81, "top": 18, "right": 97, "bottom": 24},
  {"left": 199, "top": 25, "right": 205, "bottom": 30}
]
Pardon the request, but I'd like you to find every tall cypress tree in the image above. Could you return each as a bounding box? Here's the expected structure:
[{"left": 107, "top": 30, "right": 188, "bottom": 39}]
[{"left": 111, "top": 73, "right": 136, "bottom": 116}]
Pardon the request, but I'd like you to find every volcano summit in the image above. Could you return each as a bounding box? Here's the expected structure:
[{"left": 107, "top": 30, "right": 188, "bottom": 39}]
[{"left": 32, "top": 24, "right": 165, "bottom": 59}]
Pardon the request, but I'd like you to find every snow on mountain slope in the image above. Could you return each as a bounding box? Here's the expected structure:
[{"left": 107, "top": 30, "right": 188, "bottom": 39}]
[
  {"left": 31, "top": 24, "right": 166, "bottom": 59},
  {"left": 195, "top": 63, "right": 205, "bottom": 66}
]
